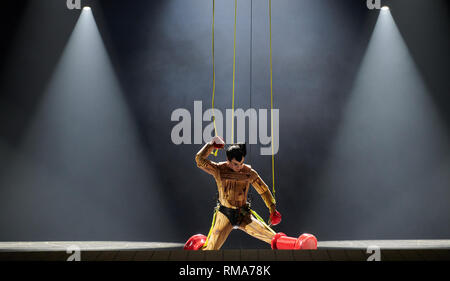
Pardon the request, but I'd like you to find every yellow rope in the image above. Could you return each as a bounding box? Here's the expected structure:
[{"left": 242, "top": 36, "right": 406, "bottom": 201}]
[
  {"left": 269, "top": 0, "right": 275, "bottom": 200},
  {"left": 211, "top": 0, "right": 218, "bottom": 156},
  {"left": 202, "top": 205, "right": 219, "bottom": 249},
  {"left": 230, "top": 0, "right": 237, "bottom": 144},
  {"left": 212, "top": 0, "right": 216, "bottom": 135},
  {"left": 251, "top": 210, "right": 276, "bottom": 234}
]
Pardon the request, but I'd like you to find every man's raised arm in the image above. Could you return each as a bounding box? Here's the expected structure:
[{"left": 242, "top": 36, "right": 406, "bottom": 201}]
[{"left": 195, "top": 136, "right": 225, "bottom": 176}]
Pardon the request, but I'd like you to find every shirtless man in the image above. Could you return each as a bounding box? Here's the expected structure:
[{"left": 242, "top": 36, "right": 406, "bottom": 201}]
[{"left": 184, "top": 136, "right": 317, "bottom": 250}]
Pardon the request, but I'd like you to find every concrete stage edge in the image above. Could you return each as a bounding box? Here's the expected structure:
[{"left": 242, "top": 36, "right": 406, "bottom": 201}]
[{"left": 0, "top": 240, "right": 449, "bottom": 261}]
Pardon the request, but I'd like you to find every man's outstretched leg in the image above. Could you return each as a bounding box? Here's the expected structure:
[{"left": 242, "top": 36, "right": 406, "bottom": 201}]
[
  {"left": 239, "top": 214, "right": 276, "bottom": 245},
  {"left": 202, "top": 211, "right": 234, "bottom": 250}
]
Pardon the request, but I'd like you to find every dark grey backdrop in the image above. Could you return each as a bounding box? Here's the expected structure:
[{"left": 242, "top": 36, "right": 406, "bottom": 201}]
[{"left": 0, "top": 0, "right": 448, "bottom": 248}]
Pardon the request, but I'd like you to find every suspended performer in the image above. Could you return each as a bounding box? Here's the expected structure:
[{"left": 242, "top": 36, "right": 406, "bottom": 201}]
[{"left": 184, "top": 136, "right": 318, "bottom": 250}]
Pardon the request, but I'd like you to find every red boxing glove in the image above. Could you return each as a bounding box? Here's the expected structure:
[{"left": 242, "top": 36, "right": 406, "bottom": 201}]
[
  {"left": 270, "top": 210, "right": 282, "bottom": 226},
  {"left": 211, "top": 136, "right": 225, "bottom": 149}
]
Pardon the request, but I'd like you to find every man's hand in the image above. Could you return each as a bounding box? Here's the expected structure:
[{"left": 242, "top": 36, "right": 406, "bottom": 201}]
[
  {"left": 210, "top": 136, "right": 225, "bottom": 149},
  {"left": 269, "top": 209, "right": 282, "bottom": 226}
]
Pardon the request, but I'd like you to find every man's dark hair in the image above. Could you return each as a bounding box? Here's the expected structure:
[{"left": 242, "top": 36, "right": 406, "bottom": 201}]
[{"left": 226, "top": 143, "right": 246, "bottom": 162}]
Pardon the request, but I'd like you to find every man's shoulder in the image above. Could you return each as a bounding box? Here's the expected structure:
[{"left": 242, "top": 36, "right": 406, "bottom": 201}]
[
  {"left": 243, "top": 164, "right": 257, "bottom": 172},
  {"left": 242, "top": 164, "right": 254, "bottom": 172},
  {"left": 217, "top": 162, "right": 229, "bottom": 171},
  {"left": 243, "top": 165, "right": 259, "bottom": 180}
]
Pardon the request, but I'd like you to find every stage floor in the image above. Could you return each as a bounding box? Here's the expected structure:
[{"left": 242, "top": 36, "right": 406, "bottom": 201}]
[{"left": 0, "top": 240, "right": 449, "bottom": 261}]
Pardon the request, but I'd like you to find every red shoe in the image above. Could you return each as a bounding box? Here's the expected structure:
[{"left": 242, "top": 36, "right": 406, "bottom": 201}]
[
  {"left": 298, "top": 233, "right": 318, "bottom": 250},
  {"left": 184, "top": 234, "right": 207, "bottom": 250},
  {"left": 271, "top": 233, "right": 317, "bottom": 250}
]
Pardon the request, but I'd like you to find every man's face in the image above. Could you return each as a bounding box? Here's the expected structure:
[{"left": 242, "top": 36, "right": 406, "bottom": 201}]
[{"left": 227, "top": 157, "right": 245, "bottom": 172}]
